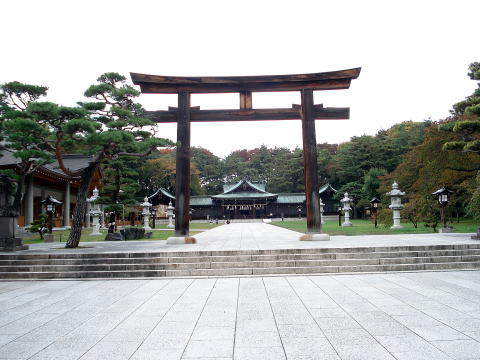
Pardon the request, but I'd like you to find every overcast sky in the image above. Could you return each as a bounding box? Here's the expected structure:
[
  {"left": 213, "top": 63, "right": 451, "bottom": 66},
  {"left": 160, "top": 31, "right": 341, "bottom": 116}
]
[{"left": 1, "top": 0, "right": 478, "bottom": 158}]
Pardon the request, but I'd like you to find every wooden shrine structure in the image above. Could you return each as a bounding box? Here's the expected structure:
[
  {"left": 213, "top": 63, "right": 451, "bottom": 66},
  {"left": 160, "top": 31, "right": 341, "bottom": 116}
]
[{"left": 130, "top": 68, "right": 361, "bottom": 239}]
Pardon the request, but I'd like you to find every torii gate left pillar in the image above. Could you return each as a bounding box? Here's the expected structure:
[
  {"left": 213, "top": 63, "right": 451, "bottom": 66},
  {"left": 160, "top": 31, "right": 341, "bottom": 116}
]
[{"left": 175, "top": 91, "right": 191, "bottom": 238}]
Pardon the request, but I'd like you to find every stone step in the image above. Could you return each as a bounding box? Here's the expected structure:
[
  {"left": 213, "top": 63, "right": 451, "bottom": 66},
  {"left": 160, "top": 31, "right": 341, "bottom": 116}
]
[
  {"left": 2, "top": 244, "right": 480, "bottom": 261},
  {"left": 0, "top": 261, "right": 479, "bottom": 279},
  {"left": 1, "top": 243, "right": 479, "bottom": 279},
  {"left": 1, "top": 248, "right": 479, "bottom": 267},
  {"left": 0, "top": 254, "right": 479, "bottom": 273}
]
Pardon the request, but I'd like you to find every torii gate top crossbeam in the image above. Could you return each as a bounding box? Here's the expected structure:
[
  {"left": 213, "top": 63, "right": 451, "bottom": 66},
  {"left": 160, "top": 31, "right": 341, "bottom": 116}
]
[{"left": 130, "top": 68, "right": 361, "bottom": 94}]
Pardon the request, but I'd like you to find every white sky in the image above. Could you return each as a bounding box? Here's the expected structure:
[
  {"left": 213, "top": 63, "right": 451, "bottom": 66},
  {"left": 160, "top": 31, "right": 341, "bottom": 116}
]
[{"left": 1, "top": 0, "right": 479, "bottom": 158}]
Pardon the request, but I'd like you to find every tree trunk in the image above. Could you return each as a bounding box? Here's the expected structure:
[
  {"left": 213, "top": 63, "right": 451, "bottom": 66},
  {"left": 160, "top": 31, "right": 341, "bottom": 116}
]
[{"left": 65, "top": 162, "right": 98, "bottom": 248}]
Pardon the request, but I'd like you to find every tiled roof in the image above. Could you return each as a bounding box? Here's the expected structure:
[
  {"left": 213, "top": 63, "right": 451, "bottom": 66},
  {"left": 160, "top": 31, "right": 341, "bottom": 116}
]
[
  {"left": 191, "top": 196, "right": 213, "bottom": 206},
  {"left": 276, "top": 193, "right": 306, "bottom": 204},
  {"left": 319, "top": 183, "right": 337, "bottom": 194},
  {"left": 148, "top": 188, "right": 175, "bottom": 201},
  {"left": 222, "top": 180, "right": 268, "bottom": 195},
  {"left": 0, "top": 150, "right": 94, "bottom": 179},
  {"left": 213, "top": 192, "right": 277, "bottom": 200}
]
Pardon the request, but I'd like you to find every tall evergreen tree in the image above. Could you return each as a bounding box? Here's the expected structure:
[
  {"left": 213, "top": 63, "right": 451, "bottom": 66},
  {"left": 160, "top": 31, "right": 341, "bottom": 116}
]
[
  {"left": 0, "top": 82, "right": 53, "bottom": 215},
  {"left": 37, "top": 73, "right": 171, "bottom": 248}
]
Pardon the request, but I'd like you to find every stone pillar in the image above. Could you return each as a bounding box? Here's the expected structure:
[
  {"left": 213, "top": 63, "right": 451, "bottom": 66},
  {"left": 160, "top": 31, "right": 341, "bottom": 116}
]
[
  {"left": 63, "top": 182, "right": 71, "bottom": 229},
  {"left": 25, "top": 175, "right": 34, "bottom": 226}
]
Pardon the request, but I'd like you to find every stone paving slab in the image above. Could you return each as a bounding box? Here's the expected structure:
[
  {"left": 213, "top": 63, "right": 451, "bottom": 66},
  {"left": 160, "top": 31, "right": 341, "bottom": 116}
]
[
  {"left": 0, "top": 271, "right": 479, "bottom": 359},
  {"left": 5, "top": 223, "right": 479, "bottom": 255}
]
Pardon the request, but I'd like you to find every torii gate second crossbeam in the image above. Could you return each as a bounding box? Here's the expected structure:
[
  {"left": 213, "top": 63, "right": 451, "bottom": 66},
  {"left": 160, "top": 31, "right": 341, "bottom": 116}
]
[{"left": 130, "top": 68, "right": 361, "bottom": 243}]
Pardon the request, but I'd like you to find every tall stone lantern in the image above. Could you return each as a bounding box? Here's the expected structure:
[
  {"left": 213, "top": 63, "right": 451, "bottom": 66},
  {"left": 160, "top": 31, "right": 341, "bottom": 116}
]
[
  {"left": 387, "top": 181, "right": 405, "bottom": 229},
  {"left": 166, "top": 201, "right": 174, "bottom": 228},
  {"left": 319, "top": 198, "right": 325, "bottom": 225},
  {"left": 0, "top": 175, "right": 28, "bottom": 251},
  {"left": 141, "top": 197, "right": 152, "bottom": 230},
  {"left": 340, "top": 192, "right": 353, "bottom": 227},
  {"left": 87, "top": 187, "right": 101, "bottom": 236}
]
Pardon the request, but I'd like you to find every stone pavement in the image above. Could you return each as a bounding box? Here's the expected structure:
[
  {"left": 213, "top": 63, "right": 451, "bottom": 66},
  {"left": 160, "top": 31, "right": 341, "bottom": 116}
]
[
  {"left": 10, "top": 223, "right": 479, "bottom": 255},
  {"left": 1, "top": 271, "right": 480, "bottom": 359}
]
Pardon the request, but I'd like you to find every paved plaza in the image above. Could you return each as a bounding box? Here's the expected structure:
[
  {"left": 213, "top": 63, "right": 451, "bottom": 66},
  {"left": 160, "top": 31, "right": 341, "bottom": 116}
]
[
  {"left": 12, "top": 223, "right": 479, "bottom": 255},
  {"left": 0, "top": 271, "right": 479, "bottom": 359},
  {"left": 1, "top": 223, "right": 480, "bottom": 359}
]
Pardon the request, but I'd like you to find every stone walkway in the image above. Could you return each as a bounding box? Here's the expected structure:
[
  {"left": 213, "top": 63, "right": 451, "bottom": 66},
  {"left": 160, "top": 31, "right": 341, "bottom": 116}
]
[
  {"left": 1, "top": 271, "right": 480, "bottom": 359},
  {"left": 10, "top": 223, "right": 479, "bottom": 255}
]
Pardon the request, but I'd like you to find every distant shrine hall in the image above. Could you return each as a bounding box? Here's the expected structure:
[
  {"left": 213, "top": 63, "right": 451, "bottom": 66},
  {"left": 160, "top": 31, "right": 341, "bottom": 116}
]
[{"left": 149, "top": 180, "right": 338, "bottom": 220}]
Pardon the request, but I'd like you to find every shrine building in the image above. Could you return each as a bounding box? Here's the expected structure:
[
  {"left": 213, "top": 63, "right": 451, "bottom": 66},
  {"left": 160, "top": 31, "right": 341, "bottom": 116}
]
[{"left": 148, "top": 179, "right": 337, "bottom": 220}]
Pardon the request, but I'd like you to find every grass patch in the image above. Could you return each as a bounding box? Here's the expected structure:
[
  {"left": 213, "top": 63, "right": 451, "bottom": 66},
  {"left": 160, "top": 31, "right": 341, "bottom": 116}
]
[
  {"left": 22, "top": 223, "right": 219, "bottom": 244},
  {"left": 271, "top": 218, "right": 478, "bottom": 236}
]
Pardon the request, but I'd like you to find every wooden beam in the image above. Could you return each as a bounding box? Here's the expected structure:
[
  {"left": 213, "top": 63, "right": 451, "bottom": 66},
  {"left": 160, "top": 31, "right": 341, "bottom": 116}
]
[
  {"left": 168, "top": 106, "right": 200, "bottom": 111},
  {"left": 130, "top": 68, "right": 361, "bottom": 94},
  {"left": 301, "top": 89, "right": 322, "bottom": 234},
  {"left": 144, "top": 107, "right": 349, "bottom": 123},
  {"left": 239, "top": 91, "right": 252, "bottom": 109},
  {"left": 137, "top": 79, "right": 354, "bottom": 94},
  {"left": 174, "top": 92, "right": 191, "bottom": 237}
]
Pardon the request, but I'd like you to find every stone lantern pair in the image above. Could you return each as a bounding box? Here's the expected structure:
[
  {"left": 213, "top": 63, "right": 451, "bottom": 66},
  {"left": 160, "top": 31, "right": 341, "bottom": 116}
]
[{"left": 339, "top": 182, "right": 406, "bottom": 229}]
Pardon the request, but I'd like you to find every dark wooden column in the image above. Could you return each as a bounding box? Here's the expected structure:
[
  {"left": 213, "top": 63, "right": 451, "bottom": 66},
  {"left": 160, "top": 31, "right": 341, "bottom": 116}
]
[
  {"left": 175, "top": 91, "right": 191, "bottom": 236},
  {"left": 301, "top": 89, "right": 322, "bottom": 233}
]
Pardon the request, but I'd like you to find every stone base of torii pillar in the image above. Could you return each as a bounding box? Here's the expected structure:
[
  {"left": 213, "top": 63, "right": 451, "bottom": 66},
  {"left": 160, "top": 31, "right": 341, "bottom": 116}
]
[
  {"left": 299, "top": 233, "right": 330, "bottom": 241},
  {"left": 167, "top": 236, "right": 197, "bottom": 244}
]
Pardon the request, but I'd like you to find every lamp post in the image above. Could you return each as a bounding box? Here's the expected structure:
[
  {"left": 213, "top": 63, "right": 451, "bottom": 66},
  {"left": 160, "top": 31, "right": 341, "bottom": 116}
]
[
  {"left": 340, "top": 193, "right": 353, "bottom": 227},
  {"left": 297, "top": 206, "right": 302, "bottom": 219},
  {"left": 166, "top": 201, "right": 174, "bottom": 228},
  {"left": 41, "top": 195, "right": 62, "bottom": 234},
  {"left": 337, "top": 204, "right": 342, "bottom": 226},
  {"left": 150, "top": 207, "right": 157, "bottom": 229},
  {"left": 370, "top": 197, "right": 380, "bottom": 228},
  {"left": 387, "top": 181, "right": 405, "bottom": 229},
  {"left": 41, "top": 195, "right": 62, "bottom": 242},
  {"left": 432, "top": 187, "right": 453, "bottom": 233}
]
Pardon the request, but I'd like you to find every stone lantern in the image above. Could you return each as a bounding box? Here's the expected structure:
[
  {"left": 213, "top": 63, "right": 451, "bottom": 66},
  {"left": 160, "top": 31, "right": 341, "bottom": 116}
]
[
  {"left": 387, "top": 182, "right": 405, "bottom": 229},
  {"left": 141, "top": 196, "right": 152, "bottom": 230},
  {"left": 166, "top": 201, "right": 174, "bottom": 228},
  {"left": 0, "top": 175, "right": 28, "bottom": 251},
  {"left": 319, "top": 198, "right": 325, "bottom": 225},
  {"left": 340, "top": 192, "right": 353, "bottom": 227},
  {"left": 87, "top": 187, "right": 101, "bottom": 236}
]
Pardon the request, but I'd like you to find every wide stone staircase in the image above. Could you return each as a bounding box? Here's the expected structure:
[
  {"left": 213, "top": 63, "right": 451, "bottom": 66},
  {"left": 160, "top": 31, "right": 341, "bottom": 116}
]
[{"left": 0, "top": 243, "right": 479, "bottom": 279}]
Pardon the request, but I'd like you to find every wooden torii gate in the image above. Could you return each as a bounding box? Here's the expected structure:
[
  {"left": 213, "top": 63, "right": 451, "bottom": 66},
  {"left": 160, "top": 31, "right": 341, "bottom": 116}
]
[{"left": 130, "top": 68, "right": 361, "bottom": 242}]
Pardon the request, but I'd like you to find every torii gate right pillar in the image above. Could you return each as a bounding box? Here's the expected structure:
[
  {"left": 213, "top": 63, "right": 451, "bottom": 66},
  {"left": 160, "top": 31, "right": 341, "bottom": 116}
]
[{"left": 301, "top": 89, "right": 328, "bottom": 240}]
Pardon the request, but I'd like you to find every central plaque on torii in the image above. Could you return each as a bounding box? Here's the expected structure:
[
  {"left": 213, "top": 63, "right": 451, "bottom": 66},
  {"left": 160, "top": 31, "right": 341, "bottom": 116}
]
[{"left": 130, "top": 68, "right": 361, "bottom": 243}]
